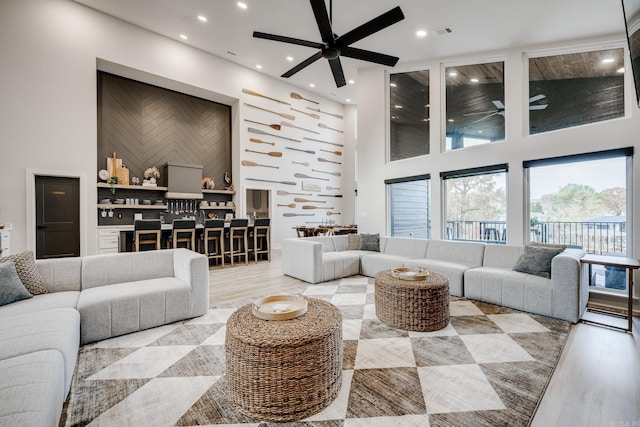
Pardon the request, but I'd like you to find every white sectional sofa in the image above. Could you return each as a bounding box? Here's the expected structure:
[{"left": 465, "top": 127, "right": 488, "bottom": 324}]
[
  {"left": 0, "top": 248, "right": 208, "bottom": 427},
  {"left": 282, "top": 235, "right": 587, "bottom": 323}
]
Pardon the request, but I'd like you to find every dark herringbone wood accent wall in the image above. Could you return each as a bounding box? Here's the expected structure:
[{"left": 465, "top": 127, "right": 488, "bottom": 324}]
[{"left": 97, "top": 72, "right": 231, "bottom": 186}]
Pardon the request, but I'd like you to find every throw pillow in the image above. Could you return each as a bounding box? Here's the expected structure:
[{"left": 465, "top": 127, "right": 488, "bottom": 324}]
[
  {"left": 347, "top": 234, "right": 361, "bottom": 250},
  {"left": 0, "top": 261, "right": 33, "bottom": 306},
  {"left": 0, "top": 251, "right": 47, "bottom": 295},
  {"left": 512, "top": 244, "right": 565, "bottom": 278},
  {"left": 360, "top": 233, "right": 380, "bottom": 252}
]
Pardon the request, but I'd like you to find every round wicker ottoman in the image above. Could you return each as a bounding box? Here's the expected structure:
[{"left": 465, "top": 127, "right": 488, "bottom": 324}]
[
  {"left": 375, "top": 269, "right": 450, "bottom": 331},
  {"left": 225, "top": 297, "right": 343, "bottom": 422}
]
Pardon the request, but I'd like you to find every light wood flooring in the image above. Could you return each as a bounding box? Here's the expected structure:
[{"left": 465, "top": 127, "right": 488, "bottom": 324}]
[{"left": 210, "top": 250, "right": 640, "bottom": 426}]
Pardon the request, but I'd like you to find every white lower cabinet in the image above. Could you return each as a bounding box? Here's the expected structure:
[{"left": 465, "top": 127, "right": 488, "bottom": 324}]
[{"left": 97, "top": 228, "right": 120, "bottom": 254}]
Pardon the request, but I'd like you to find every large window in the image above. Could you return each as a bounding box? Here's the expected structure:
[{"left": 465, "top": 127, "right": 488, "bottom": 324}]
[
  {"left": 386, "top": 175, "right": 430, "bottom": 238},
  {"left": 445, "top": 61, "right": 505, "bottom": 150},
  {"left": 525, "top": 148, "right": 632, "bottom": 292},
  {"left": 442, "top": 165, "right": 507, "bottom": 242},
  {"left": 389, "top": 70, "right": 430, "bottom": 161},
  {"left": 528, "top": 48, "right": 625, "bottom": 134}
]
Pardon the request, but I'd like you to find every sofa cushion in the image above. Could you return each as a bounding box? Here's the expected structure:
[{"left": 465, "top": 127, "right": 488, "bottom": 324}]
[
  {"left": 306, "top": 236, "right": 336, "bottom": 253},
  {"left": 360, "top": 233, "right": 380, "bottom": 251},
  {"left": 0, "top": 351, "right": 66, "bottom": 427},
  {"left": 347, "top": 234, "right": 361, "bottom": 250},
  {"left": 481, "top": 245, "right": 524, "bottom": 269},
  {"left": 425, "top": 240, "right": 485, "bottom": 267},
  {"left": 322, "top": 252, "right": 361, "bottom": 281},
  {"left": 36, "top": 257, "right": 82, "bottom": 293},
  {"left": 0, "top": 251, "right": 48, "bottom": 295},
  {"left": 382, "top": 237, "right": 429, "bottom": 258},
  {"left": 404, "top": 259, "right": 468, "bottom": 297},
  {"left": 0, "top": 291, "right": 80, "bottom": 320},
  {"left": 0, "top": 261, "right": 33, "bottom": 306},
  {"left": 513, "top": 244, "right": 564, "bottom": 278},
  {"left": 81, "top": 250, "right": 175, "bottom": 289},
  {"left": 361, "top": 253, "right": 410, "bottom": 277}
]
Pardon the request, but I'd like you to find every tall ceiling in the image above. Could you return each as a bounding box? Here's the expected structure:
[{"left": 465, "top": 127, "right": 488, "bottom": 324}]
[{"left": 72, "top": 0, "right": 626, "bottom": 104}]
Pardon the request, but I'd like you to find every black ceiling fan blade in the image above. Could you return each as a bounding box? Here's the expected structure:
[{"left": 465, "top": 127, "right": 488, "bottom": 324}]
[
  {"left": 310, "top": 0, "right": 335, "bottom": 44},
  {"left": 340, "top": 46, "right": 399, "bottom": 67},
  {"left": 253, "top": 31, "right": 324, "bottom": 49},
  {"left": 282, "top": 51, "right": 323, "bottom": 78},
  {"left": 337, "top": 6, "right": 405, "bottom": 46},
  {"left": 328, "top": 57, "right": 346, "bottom": 87}
]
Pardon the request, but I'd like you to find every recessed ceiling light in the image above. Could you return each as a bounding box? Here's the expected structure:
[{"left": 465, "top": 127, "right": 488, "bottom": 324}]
[
  {"left": 416, "top": 30, "right": 427, "bottom": 37},
  {"left": 390, "top": 82, "right": 397, "bottom": 87},
  {"left": 348, "top": 79, "right": 355, "bottom": 84},
  {"left": 346, "top": 98, "right": 351, "bottom": 103},
  {"left": 197, "top": 15, "right": 207, "bottom": 22},
  {"left": 449, "top": 72, "right": 457, "bottom": 77},
  {"left": 617, "top": 67, "right": 625, "bottom": 73},
  {"left": 309, "top": 83, "right": 315, "bottom": 88},
  {"left": 391, "top": 116, "right": 397, "bottom": 119},
  {"left": 447, "top": 118, "right": 454, "bottom": 122},
  {"left": 478, "top": 130, "right": 483, "bottom": 133},
  {"left": 256, "top": 64, "right": 262, "bottom": 69},
  {"left": 394, "top": 105, "right": 403, "bottom": 109},
  {"left": 422, "top": 118, "right": 429, "bottom": 122},
  {"left": 286, "top": 56, "right": 294, "bottom": 61},
  {"left": 602, "top": 58, "right": 615, "bottom": 63},
  {"left": 179, "top": 34, "right": 188, "bottom": 40},
  {"left": 470, "top": 78, "right": 479, "bottom": 83},
  {"left": 237, "top": 2, "right": 248, "bottom": 9}
]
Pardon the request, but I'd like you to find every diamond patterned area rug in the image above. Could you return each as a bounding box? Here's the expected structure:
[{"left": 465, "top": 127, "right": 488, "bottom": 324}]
[{"left": 65, "top": 276, "right": 571, "bottom": 427}]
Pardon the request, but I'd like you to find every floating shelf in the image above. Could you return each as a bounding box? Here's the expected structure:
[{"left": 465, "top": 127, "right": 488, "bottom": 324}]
[
  {"left": 203, "top": 189, "right": 236, "bottom": 195},
  {"left": 97, "top": 204, "right": 167, "bottom": 210},
  {"left": 97, "top": 183, "right": 168, "bottom": 191}
]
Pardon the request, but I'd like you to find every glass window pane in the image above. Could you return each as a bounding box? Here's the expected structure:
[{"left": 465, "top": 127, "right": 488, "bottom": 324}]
[
  {"left": 529, "top": 48, "right": 624, "bottom": 134},
  {"left": 528, "top": 156, "right": 628, "bottom": 291},
  {"left": 388, "top": 179, "right": 430, "bottom": 238},
  {"left": 389, "top": 70, "right": 430, "bottom": 161},
  {"left": 444, "top": 172, "right": 507, "bottom": 242},
  {"left": 445, "top": 61, "right": 505, "bottom": 151}
]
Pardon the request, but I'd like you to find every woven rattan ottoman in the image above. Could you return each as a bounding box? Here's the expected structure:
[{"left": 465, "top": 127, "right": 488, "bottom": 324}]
[
  {"left": 225, "top": 297, "right": 343, "bottom": 422},
  {"left": 375, "top": 269, "right": 450, "bottom": 331}
]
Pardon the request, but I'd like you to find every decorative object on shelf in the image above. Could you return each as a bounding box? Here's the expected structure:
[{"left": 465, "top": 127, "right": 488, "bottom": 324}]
[
  {"left": 242, "top": 88, "right": 291, "bottom": 105},
  {"left": 224, "top": 172, "right": 233, "bottom": 191},
  {"left": 251, "top": 294, "right": 308, "bottom": 321},
  {"left": 245, "top": 148, "right": 283, "bottom": 157},
  {"left": 291, "top": 107, "right": 320, "bottom": 119},
  {"left": 319, "top": 148, "right": 342, "bottom": 156},
  {"left": 304, "top": 137, "right": 344, "bottom": 147},
  {"left": 247, "top": 177, "right": 296, "bottom": 186},
  {"left": 242, "top": 160, "right": 279, "bottom": 169},
  {"left": 312, "top": 169, "right": 341, "bottom": 176},
  {"left": 290, "top": 92, "right": 319, "bottom": 104},
  {"left": 285, "top": 146, "right": 315, "bottom": 154},
  {"left": 283, "top": 212, "right": 315, "bottom": 217},
  {"left": 295, "top": 173, "right": 328, "bottom": 181},
  {"left": 106, "top": 152, "right": 121, "bottom": 177},
  {"left": 276, "top": 190, "right": 312, "bottom": 196},
  {"left": 249, "top": 127, "right": 301, "bottom": 142},
  {"left": 201, "top": 177, "right": 215, "bottom": 189},
  {"left": 306, "top": 106, "right": 344, "bottom": 119},
  {"left": 318, "top": 123, "right": 343, "bottom": 133},
  {"left": 280, "top": 121, "right": 320, "bottom": 134},
  {"left": 244, "top": 103, "right": 295, "bottom": 120},
  {"left": 244, "top": 119, "right": 281, "bottom": 130},
  {"left": 390, "top": 267, "right": 429, "bottom": 281},
  {"left": 292, "top": 161, "right": 310, "bottom": 167},
  {"left": 318, "top": 157, "right": 342, "bottom": 165},
  {"left": 326, "top": 211, "right": 341, "bottom": 216},
  {"left": 302, "top": 181, "right": 322, "bottom": 192},
  {"left": 107, "top": 176, "right": 118, "bottom": 195},
  {"left": 98, "top": 169, "right": 109, "bottom": 181},
  {"left": 143, "top": 166, "right": 160, "bottom": 187},
  {"left": 249, "top": 137, "right": 275, "bottom": 146}
]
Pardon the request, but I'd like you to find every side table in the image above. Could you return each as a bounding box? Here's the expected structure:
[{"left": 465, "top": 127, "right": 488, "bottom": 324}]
[{"left": 580, "top": 254, "right": 639, "bottom": 332}]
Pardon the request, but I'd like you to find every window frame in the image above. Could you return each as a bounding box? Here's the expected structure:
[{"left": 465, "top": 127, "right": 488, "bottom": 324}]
[{"left": 385, "top": 174, "right": 431, "bottom": 238}]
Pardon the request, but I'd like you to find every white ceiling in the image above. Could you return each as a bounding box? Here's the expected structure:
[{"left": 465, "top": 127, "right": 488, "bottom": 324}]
[{"left": 73, "top": 0, "right": 626, "bottom": 104}]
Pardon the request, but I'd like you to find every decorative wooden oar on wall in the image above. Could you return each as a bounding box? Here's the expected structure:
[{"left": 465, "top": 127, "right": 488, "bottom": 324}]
[
  {"left": 292, "top": 161, "right": 310, "bottom": 166},
  {"left": 320, "top": 149, "right": 342, "bottom": 156},
  {"left": 276, "top": 190, "right": 311, "bottom": 196},
  {"left": 304, "top": 137, "right": 344, "bottom": 147},
  {"left": 242, "top": 89, "right": 290, "bottom": 105},
  {"left": 306, "top": 106, "right": 343, "bottom": 119},
  {"left": 277, "top": 203, "right": 296, "bottom": 208},
  {"left": 318, "top": 157, "right": 341, "bottom": 165},
  {"left": 326, "top": 185, "right": 341, "bottom": 190},
  {"left": 245, "top": 148, "right": 283, "bottom": 157},
  {"left": 244, "top": 103, "right": 295, "bottom": 120},
  {"left": 326, "top": 211, "right": 341, "bottom": 216},
  {"left": 244, "top": 119, "right": 281, "bottom": 130},
  {"left": 283, "top": 213, "right": 315, "bottom": 217},
  {"left": 249, "top": 127, "right": 301, "bottom": 142},
  {"left": 280, "top": 121, "right": 320, "bottom": 134},
  {"left": 294, "top": 197, "right": 326, "bottom": 203},
  {"left": 247, "top": 177, "right": 296, "bottom": 186},
  {"left": 312, "top": 169, "right": 341, "bottom": 176},
  {"left": 291, "top": 107, "right": 320, "bottom": 119},
  {"left": 318, "top": 123, "right": 343, "bottom": 133},
  {"left": 290, "top": 92, "right": 319, "bottom": 104},
  {"left": 242, "top": 160, "right": 279, "bottom": 169},
  {"left": 250, "top": 137, "right": 275, "bottom": 146},
  {"left": 285, "top": 146, "right": 315, "bottom": 154},
  {"left": 295, "top": 172, "right": 329, "bottom": 181},
  {"left": 302, "top": 205, "right": 334, "bottom": 210}
]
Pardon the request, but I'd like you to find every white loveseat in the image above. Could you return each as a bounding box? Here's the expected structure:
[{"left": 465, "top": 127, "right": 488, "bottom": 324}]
[{"left": 282, "top": 235, "right": 587, "bottom": 323}]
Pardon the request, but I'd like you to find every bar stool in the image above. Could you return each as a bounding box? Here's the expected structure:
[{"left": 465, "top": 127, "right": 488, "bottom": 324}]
[
  {"left": 226, "top": 218, "right": 248, "bottom": 266},
  {"left": 250, "top": 218, "right": 271, "bottom": 263},
  {"left": 201, "top": 219, "right": 225, "bottom": 267},
  {"left": 133, "top": 219, "right": 161, "bottom": 252},
  {"left": 170, "top": 219, "right": 196, "bottom": 250}
]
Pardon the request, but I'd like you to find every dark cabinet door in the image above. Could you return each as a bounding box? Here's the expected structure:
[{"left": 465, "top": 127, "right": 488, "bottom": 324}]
[{"left": 35, "top": 176, "right": 80, "bottom": 259}]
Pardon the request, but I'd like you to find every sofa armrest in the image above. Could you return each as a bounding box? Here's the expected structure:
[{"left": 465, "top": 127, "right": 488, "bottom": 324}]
[
  {"left": 173, "top": 248, "right": 209, "bottom": 317},
  {"left": 282, "top": 238, "right": 323, "bottom": 283},
  {"left": 551, "top": 249, "right": 587, "bottom": 323}
]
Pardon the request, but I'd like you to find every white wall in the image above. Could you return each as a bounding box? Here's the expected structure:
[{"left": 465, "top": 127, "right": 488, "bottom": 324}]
[
  {"left": 356, "top": 37, "right": 640, "bottom": 309},
  {"left": 0, "top": 0, "right": 350, "bottom": 254}
]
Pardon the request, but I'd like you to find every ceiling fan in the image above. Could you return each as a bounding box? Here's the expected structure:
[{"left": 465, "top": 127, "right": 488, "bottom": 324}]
[
  {"left": 253, "top": 0, "right": 405, "bottom": 88},
  {"left": 463, "top": 94, "right": 548, "bottom": 124}
]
